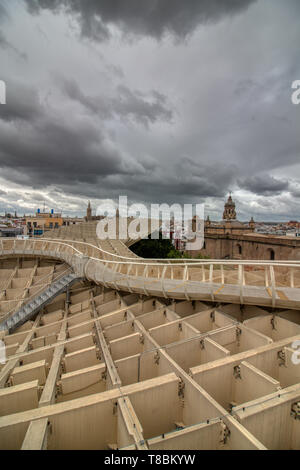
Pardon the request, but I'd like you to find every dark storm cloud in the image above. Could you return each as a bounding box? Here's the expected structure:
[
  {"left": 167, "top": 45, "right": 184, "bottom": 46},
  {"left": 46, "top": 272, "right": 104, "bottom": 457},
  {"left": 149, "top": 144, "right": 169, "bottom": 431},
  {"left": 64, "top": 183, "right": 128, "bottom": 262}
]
[
  {"left": 0, "top": 30, "right": 27, "bottom": 60},
  {"left": 49, "top": 157, "right": 237, "bottom": 205},
  {"left": 0, "top": 0, "right": 300, "bottom": 221},
  {"left": 0, "top": 4, "right": 8, "bottom": 23},
  {"left": 0, "top": 80, "right": 41, "bottom": 121},
  {"left": 238, "top": 174, "right": 290, "bottom": 196},
  {"left": 0, "top": 80, "right": 149, "bottom": 188},
  {"left": 24, "top": 0, "right": 256, "bottom": 41},
  {"left": 0, "top": 5, "right": 11, "bottom": 51},
  {"left": 60, "top": 78, "right": 173, "bottom": 127},
  {"left": 0, "top": 30, "right": 10, "bottom": 49}
]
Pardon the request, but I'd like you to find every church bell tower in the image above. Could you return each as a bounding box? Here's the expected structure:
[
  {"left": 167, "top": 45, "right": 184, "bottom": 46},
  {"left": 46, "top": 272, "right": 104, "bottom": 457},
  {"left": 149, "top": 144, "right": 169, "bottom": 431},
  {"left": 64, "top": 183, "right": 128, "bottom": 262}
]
[{"left": 223, "top": 194, "right": 237, "bottom": 220}]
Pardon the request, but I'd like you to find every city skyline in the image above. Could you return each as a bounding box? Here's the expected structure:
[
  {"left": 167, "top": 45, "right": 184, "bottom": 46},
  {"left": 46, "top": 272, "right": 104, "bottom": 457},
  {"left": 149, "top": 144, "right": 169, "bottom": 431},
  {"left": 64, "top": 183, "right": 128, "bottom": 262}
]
[{"left": 1, "top": 193, "right": 300, "bottom": 225}]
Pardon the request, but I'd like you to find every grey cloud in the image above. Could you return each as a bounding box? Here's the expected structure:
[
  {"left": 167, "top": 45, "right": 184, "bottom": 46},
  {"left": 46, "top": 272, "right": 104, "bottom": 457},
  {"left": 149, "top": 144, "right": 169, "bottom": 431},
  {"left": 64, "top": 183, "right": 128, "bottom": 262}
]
[
  {"left": 0, "top": 0, "right": 300, "bottom": 221},
  {"left": 238, "top": 174, "right": 290, "bottom": 196},
  {"left": 0, "top": 4, "right": 8, "bottom": 23},
  {"left": 288, "top": 183, "right": 300, "bottom": 199},
  {"left": 0, "top": 80, "right": 41, "bottom": 121},
  {"left": 0, "top": 30, "right": 13, "bottom": 51},
  {"left": 60, "top": 78, "right": 173, "bottom": 127},
  {"left": 24, "top": 0, "right": 256, "bottom": 41},
  {"left": 49, "top": 158, "right": 237, "bottom": 206},
  {"left": 0, "top": 5, "right": 27, "bottom": 60},
  {"left": 0, "top": 80, "right": 151, "bottom": 190},
  {"left": 0, "top": 33, "right": 27, "bottom": 60}
]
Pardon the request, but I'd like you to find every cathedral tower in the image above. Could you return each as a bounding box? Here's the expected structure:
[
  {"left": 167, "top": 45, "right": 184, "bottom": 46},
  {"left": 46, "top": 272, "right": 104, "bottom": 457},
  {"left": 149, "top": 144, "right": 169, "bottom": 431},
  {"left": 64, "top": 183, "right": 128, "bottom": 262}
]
[{"left": 223, "top": 194, "right": 237, "bottom": 220}]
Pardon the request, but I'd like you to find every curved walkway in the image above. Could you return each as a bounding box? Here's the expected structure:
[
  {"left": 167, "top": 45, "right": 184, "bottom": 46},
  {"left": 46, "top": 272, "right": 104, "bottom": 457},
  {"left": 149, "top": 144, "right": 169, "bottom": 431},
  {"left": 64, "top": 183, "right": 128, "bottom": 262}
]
[{"left": 1, "top": 238, "right": 300, "bottom": 312}]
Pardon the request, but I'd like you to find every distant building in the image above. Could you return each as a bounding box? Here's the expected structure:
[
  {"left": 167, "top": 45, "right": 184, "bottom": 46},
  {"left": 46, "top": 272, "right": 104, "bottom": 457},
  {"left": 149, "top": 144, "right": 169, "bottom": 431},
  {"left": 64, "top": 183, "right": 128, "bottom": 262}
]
[
  {"left": 287, "top": 220, "right": 300, "bottom": 229},
  {"left": 223, "top": 194, "right": 237, "bottom": 220},
  {"left": 0, "top": 225, "right": 23, "bottom": 237},
  {"left": 84, "top": 201, "right": 104, "bottom": 222},
  {"left": 187, "top": 194, "right": 300, "bottom": 261},
  {"left": 204, "top": 194, "right": 255, "bottom": 237},
  {"left": 62, "top": 217, "right": 84, "bottom": 227},
  {"left": 25, "top": 210, "right": 64, "bottom": 236}
]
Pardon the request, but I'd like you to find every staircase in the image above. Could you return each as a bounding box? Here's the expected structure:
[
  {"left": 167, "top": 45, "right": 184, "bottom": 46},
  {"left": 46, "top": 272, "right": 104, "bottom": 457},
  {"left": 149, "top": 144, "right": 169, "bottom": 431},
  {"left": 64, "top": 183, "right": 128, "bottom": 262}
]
[{"left": 0, "top": 272, "right": 82, "bottom": 333}]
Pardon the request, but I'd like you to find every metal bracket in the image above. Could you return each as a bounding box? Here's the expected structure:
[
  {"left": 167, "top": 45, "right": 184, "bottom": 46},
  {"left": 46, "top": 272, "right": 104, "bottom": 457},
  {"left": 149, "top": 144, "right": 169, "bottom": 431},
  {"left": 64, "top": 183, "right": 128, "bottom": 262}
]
[
  {"left": 220, "top": 422, "right": 231, "bottom": 444},
  {"left": 236, "top": 327, "right": 242, "bottom": 345},
  {"left": 228, "top": 402, "right": 237, "bottom": 413},
  {"left": 178, "top": 378, "right": 185, "bottom": 398},
  {"left": 233, "top": 365, "right": 241, "bottom": 379},
  {"left": 96, "top": 348, "right": 101, "bottom": 361},
  {"left": 174, "top": 422, "right": 185, "bottom": 430},
  {"left": 277, "top": 349, "right": 286, "bottom": 367},
  {"left": 47, "top": 421, "right": 53, "bottom": 435},
  {"left": 291, "top": 402, "right": 300, "bottom": 420},
  {"left": 61, "top": 360, "right": 66, "bottom": 374},
  {"left": 271, "top": 315, "right": 276, "bottom": 330},
  {"left": 56, "top": 381, "right": 62, "bottom": 396},
  {"left": 139, "top": 334, "right": 144, "bottom": 344}
]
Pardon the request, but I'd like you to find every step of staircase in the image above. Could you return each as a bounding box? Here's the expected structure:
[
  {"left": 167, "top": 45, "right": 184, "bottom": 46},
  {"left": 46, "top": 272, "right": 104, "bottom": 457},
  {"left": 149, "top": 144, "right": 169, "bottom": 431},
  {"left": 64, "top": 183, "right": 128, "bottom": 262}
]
[{"left": 0, "top": 272, "right": 82, "bottom": 333}]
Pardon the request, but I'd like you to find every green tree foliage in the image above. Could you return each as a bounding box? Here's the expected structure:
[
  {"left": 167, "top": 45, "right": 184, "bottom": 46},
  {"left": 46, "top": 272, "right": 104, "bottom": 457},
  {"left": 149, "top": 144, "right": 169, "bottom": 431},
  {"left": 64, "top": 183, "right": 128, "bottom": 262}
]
[
  {"left": 130, "top": 234, "right": 179, "bottom": 258},
  {"left": 131, "top": 235, "right": 210, "bottom": 259}
]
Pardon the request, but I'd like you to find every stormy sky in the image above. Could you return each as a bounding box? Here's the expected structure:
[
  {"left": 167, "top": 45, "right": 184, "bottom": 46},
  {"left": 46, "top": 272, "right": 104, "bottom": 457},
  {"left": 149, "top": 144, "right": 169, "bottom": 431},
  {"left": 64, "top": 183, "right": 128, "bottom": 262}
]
[{"left": 0, "top": 0, "right": 299, "bottom": 221}]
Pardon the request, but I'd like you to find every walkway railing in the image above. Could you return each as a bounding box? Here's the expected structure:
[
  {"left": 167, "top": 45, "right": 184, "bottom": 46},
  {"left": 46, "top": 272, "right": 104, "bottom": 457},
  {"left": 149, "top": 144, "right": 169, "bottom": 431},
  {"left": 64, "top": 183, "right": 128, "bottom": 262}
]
[{"left": 0, "top": 238, "right": 300, "bottom": 309}]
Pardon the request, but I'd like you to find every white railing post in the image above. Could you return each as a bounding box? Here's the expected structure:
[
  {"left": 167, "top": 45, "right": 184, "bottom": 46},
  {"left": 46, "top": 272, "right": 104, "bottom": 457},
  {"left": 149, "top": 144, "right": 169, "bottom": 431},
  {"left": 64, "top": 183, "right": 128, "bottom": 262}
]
[
  {"left": 161, "top": 265, "right": 168, "bottom": 298},
  {"left": 238, "top": 264, "right": 244, "bottom": 305},
  {"left": 126, "top": 264, "right": 133, "bottom": 293},
  {"left": 102, "top": 262, "right": 109, "bottom": 288},
  {"left": 209, "top": 264, "right": 214, "bottom": 302},
  {"left": 265, "top": 266, "right": 269, "bottom": 287},
  {"left": 183, "top": 264, "right": 190, "bottom": 301},
  {"left": 269, "top": 265, "right": 276, "bottom": 308},
  {"left": 290, "top": 267, "right": 295, "bottom": 288},
  {"left": 143, "top": 265, "right": 149, "bottom": 296},
  {"left": 221, "top": 265, "right": 224, "bottom": 285}
]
